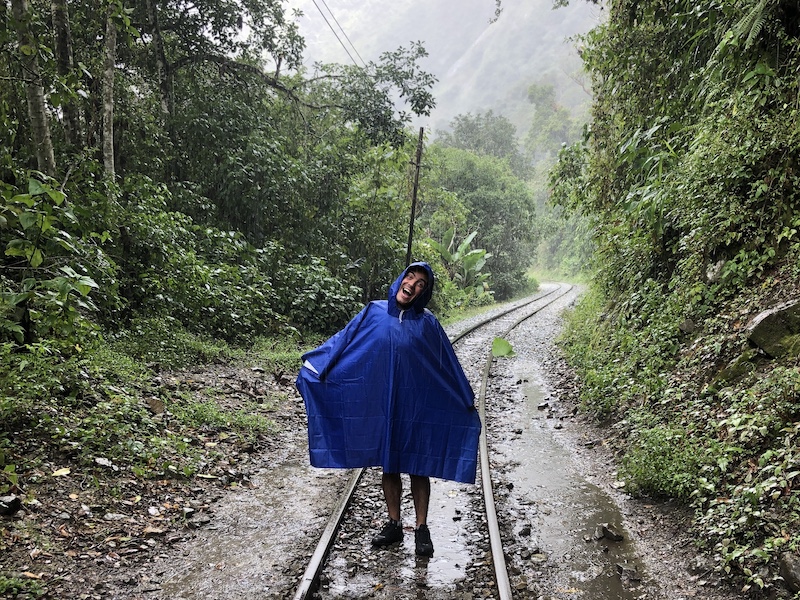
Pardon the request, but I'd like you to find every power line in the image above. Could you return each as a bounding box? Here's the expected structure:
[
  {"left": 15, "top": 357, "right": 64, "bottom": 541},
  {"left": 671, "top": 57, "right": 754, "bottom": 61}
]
[
  {"left": 318, "top": 0, "right": 366, "bottom": 67},
  {"left": 309, "top": 0, "right": 366, "bottom": 68}
]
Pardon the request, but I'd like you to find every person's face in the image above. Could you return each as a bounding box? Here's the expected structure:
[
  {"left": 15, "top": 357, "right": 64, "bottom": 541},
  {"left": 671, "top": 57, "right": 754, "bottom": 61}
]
[{"left": 395, "top": 269, "right": 428, "bottom": 308}]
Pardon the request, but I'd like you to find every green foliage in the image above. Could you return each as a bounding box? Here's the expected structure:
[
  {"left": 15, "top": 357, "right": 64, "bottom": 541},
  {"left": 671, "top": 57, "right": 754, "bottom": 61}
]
[
  {"left": 556, "top": 0, "right": 800, "bottom": 591},
  {"left": 620, "top": 416, "right": 703, "bottom": 500},
  {"left": 491, "top": 337, "right": 515, "bottom": 358},
  {"left": 1, "top": 173, "right": 102, "bottom": 347},
  {"left": 335, "top": 143, "right": 414, "bottom": 304},
  {"left": 249, "top": 335, "right": 308, "bottom": 374},
  {"left": 437, "top": 110, "right": 528, "bottom": 178},
  {"left": 111, "top": 182, "right": 280, "bottom": 342},
  {"left": 0, "top": 575, "right": 44, "bottom": 598},
  {"left": 168, "top": 395, "right": 273, "bottom": 442},
  {"left": 422, "top": 145, "right": 537, "bottom": 300},
  {"left": 525, "top": 82, "right": 582, "bottom": 164},
  {"left": 314, "top": 42, "right": 437, "bottom": 148},
  {"left": 109, "top": 318, "right": 230, "bottom": 369},
  {"left": 271, "top": 256, "right": 363, "bottom": 335},
  {"left": 111, "top": 177, "right": 363, "bottom": 340},
  {"left": 428, "top": 228, "right": 493, "bottom": 298},
  {"left": 691, "top": 367, "right": 800, "bottom": 590},
  {"left": 0, "top": 335, "right": 286, "bottom": 490}
]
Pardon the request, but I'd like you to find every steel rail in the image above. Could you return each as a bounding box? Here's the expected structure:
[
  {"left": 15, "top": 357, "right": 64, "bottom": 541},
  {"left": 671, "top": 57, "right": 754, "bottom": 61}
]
[
  {"left": 292, "top": 283, "right": 574, "bottom": 599},
  {"left": 450, "top": 284, "right": 562, "bottom": 344},
  {"left": 474, "top": 283, "right": 574, "bottom": 599},
  {"left": 292, "top": 469, "right": 363, "bottom": 600}
]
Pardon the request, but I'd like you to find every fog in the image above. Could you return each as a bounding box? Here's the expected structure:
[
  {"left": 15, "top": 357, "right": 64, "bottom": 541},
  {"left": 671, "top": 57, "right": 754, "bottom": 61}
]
[{"left": 285, "top": 0, "right": 603, "bottom": 136}]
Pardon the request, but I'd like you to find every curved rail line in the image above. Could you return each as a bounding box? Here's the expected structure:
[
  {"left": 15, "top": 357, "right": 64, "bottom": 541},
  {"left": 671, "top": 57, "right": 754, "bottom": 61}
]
[
  {"left": 293, "top": 283, "right": 575, "bottom": 600},
  {"left": 474, "top": 283, "right": 574, "bottom": 599}
]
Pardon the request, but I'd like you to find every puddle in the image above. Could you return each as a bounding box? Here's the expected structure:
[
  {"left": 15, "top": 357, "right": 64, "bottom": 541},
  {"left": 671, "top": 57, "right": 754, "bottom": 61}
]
[
  {"left": 322, "top": 472, "right": 477, "bottom": 598},
  {"left": 504, "top": 371, "right": 650, "bottom": 599},
  {"left": 322, "top": 374, "right": 650, "bottom": 599}
]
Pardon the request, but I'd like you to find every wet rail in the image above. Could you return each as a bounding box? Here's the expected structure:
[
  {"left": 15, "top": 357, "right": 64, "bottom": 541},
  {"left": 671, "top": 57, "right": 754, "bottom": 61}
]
[{"left": 293, "top": 284, "right": 574, "bottom": 600}]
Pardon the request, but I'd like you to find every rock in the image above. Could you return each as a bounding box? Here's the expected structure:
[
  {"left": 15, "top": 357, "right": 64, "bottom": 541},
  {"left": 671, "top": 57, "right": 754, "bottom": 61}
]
[
  {"left": 706, "top": 259, "right": 726, "bottom": 283},
  {"left": 616, "top": 562, "right": 640, "bottom": 581},
  {"left": 146, "top": 396, "right": 165, "bottom": 414},
  {"left": 780, "top": 552, "right": 800, "bottom": 593},
  {"left": 103, "top": 512, "right": 129, "bottom": 521},
  {"left": 94, "top": 457, "right": 115, "bottom": 469},
  {"left": 597, "top": 523, "right": 624, "bottom": 542},
  {"left": 715, "top": 348, "right": 759, "bottom": 383},
  {"left": 0, "top": 495, "right": 22, "bottom": 516},
  {"left": 530, "top": 553, "right": 548, "bottom": 564},
  {"left": 192, "top": 514, "right": 212, "bottom": 528},
  {"left": 678, "top": 318, "right": 696, "bottom": 334},
  {"left": 746, "top": 300, "right": 800, "bottom": 358}
]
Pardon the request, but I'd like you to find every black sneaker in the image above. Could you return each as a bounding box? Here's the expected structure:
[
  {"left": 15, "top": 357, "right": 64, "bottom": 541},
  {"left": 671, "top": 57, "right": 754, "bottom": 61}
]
[
  {"left": 414, "top": 524, "right": 434, "bottom": 556},
  {"left": 372, "top": 519, "right": 403, "bottom": 547}
]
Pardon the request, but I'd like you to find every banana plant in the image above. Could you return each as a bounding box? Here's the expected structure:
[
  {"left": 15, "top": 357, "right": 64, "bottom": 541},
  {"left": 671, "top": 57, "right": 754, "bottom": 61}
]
[{"left": 428, "top": 227, "right": 492, "bottom": 294}]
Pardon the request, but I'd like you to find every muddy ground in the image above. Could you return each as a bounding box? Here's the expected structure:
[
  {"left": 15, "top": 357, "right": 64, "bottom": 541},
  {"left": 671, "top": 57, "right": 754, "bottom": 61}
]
[{"left": 0, "top": 289, "right": 746, "bottom": 600}]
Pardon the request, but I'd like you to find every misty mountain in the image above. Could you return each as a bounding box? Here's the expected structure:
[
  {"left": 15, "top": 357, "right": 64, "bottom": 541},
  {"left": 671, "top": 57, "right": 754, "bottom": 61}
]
[{"left": 286, "top": 0, "right": 602, "bottom": 137}]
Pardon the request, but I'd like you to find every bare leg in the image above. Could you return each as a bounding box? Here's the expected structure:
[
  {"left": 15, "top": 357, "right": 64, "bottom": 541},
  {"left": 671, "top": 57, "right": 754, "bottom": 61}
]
[
  {"left": 381, "top": 472, "right": 402, "bottom": 521},
  {"left": 373, "top": 472, "right": 404, "bottom": 547},
  {"left": 410, "top": 475, "right": 430, "bottom": 527}
]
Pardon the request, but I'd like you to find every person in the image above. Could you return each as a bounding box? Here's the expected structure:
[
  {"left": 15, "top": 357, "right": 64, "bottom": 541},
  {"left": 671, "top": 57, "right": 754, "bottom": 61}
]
[{"left": 296, "top": 262, "right": 481, "bottom": 557}]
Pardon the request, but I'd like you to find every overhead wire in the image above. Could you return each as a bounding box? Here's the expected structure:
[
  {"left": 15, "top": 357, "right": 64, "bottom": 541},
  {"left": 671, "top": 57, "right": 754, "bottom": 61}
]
[
  {"left": 308, "top": 0, "right": 367, "bottom": 68},
  {"left": 317, "top": 0, "right": 366, "bottom": 67}
]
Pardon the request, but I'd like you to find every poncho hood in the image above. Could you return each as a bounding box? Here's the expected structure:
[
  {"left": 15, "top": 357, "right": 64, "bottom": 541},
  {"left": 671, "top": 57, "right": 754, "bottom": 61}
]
[{"left": 388, "top": 261, "right": 435, "bottom": 316}]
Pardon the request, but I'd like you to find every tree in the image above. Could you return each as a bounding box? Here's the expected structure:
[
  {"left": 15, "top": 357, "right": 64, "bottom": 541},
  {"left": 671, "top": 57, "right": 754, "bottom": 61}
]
[
  {"left": 10, "top": 0, "right": 56, "bottom": 176},
  {"left": 102, "top": 2, "right": 118, "bottom": 180},
  {"left": 51, "top": 0, "right": 80, "bottom": 148},
  {"left": 422, "top": 145, "right": 537, "bottom": 299},
  {"left": 524, "top": 82, "right": 581, "bottom": 164},
  {"left": 437, "top": 110, "right": 528, "bottom": 178}
]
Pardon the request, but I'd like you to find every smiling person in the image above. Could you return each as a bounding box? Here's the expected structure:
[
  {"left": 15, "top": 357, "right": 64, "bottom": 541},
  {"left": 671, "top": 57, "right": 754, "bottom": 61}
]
[{"left": 296, "top": 262, "right": 481, "bottom": 557}]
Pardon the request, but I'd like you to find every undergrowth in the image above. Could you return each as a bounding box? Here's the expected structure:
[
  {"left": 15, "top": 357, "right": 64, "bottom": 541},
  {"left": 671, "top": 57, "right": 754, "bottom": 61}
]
[
  {"left": 0, "top": 324, "right": 303, "bottom": 493},
  {"left": 561, "top": 253, "right": 800, "bottom": 595}
]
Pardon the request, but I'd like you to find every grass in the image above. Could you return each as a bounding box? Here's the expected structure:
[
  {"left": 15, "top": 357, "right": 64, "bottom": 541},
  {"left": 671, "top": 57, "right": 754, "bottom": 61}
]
[
  {"left": 0, "top": 575, "right": 45, "bottom": 598},
  {"left": 0, "top": 325, "right": 304, "bottom": 490}
]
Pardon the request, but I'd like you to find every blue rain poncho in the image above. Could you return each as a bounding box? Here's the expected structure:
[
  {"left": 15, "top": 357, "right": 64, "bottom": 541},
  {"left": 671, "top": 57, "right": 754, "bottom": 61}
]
[{"left": 296, "top": 262, "right": 481, "bottom": 484}]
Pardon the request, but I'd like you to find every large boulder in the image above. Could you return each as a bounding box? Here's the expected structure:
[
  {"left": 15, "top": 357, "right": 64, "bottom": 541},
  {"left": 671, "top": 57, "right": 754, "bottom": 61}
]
[
  {"left": 780, "top": 552, "right": 800, "bottom": 593},
  {"left": 745, "top": 300, "right": 800, "bottom": 358}
]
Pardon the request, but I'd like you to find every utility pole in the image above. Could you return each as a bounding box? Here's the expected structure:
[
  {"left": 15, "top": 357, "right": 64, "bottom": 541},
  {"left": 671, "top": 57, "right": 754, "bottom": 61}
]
[{"left": 405, "top": 127, "right": 424, "bottom": 267}]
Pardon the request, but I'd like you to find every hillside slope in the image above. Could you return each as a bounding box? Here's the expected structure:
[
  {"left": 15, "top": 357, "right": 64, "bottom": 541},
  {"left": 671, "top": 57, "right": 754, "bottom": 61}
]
[
  {"left": 549, "top": 0, "right": 800, "bottom": 596},
  {"left": 288, "top": 0, "right": 600, "bottom": 134}
]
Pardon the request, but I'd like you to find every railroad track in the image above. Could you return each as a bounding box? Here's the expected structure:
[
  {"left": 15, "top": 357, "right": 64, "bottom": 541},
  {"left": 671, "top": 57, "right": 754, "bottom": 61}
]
[{"left": 293, "top": 283, "right": 575, "bottom": 600}]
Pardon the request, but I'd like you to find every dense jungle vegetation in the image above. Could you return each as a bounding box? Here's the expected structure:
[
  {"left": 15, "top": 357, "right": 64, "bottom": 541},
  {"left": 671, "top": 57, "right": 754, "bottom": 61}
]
[
  {"left": 0, "top": 0, "right": 591, "bottom": 594},
  {"left": 550, "top": 0, "right": 800, "bottom": 596}
]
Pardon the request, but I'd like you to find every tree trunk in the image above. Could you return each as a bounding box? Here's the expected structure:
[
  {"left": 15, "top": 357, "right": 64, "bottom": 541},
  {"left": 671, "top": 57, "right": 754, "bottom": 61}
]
[
  {"left": 11, "top": 0, "right": 56, "bottom": 177},
  {"left": 51, "top": 0, "right": 81, "bottom": 148},
  {"left": 102, "top": 4, "right": 117, "bottom": 179},
  {"left": 144, "top": 0, "right": 172, "bottom": 116}
]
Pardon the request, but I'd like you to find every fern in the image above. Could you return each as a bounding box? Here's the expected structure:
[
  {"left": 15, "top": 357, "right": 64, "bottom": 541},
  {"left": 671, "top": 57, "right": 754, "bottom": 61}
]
[
  {"left": 709, "top": 0, "right": 773, "bottom": 66},
  {"left": 736, "top": 0, "right": 770, "bottom": 49}
]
